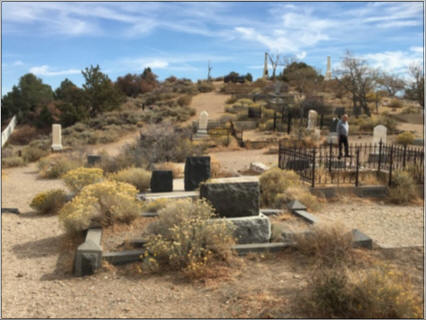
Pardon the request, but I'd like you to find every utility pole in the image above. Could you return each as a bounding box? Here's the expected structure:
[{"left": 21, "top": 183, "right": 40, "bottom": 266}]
[{"left": 208, "top": 60, "right": 212, "bottom": 81}]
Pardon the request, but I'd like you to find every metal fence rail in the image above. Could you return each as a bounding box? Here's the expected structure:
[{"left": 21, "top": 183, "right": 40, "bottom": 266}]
[{"left": 279, "top": 141, "right": 424, "bottom": 187}]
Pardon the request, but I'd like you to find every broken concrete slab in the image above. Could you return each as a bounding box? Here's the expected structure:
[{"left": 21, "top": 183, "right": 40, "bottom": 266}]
[
  {"left": 233, "top": 241, "right": 294, "bottom": 255},
  {"left": 103, "top": 249, "right": 145, "bottom": 265},
  {"left": 260, "top": 209, "right": 284, "bottom": 216},
  {"left": 287, "top": 200, "right": 307, "bottom": 211},
  {"left": 138, "top": 190, "right": 199, "bottom": 202},
  {"left": 250, "top": 162, "right": 269, "bottom": 174},
  {"left": 2, "top": 208, "right": 20, "bottom": 214},
  {"left": 293, "top": 210, "right": 318, "bottom": 224},
  {"left": 351, "top": 229, "right": 373, "bottom": 249}
]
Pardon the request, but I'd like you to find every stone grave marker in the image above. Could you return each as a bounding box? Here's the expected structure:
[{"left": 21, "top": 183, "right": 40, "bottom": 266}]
[
  {"left": 51, "top": 124, "right": 63, "bottom": 151},
  {"left": 194, "top": 111, "right": 209, "bottom": 139},
  {"left": 307, "top": 110, "right": 318, "bottom": 130},
  {"left": 372, "top": 125, "right": 387, "bottom": 145},
  {"left": 150, "top": 170, "right": 173, "bottom": 193},
  {"left": 184, "top": 156, "right": 210, "bottom": 191}
]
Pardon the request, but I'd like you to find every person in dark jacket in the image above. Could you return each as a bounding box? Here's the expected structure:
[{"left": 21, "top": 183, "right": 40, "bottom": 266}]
[{"left": 336, "top": 114, "right": 349, "bottom": 158}]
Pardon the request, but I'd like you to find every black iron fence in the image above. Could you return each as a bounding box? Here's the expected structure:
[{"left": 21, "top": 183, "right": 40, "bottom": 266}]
[{"left": 279, "top": 141, "right": 424, "bottom": 187}]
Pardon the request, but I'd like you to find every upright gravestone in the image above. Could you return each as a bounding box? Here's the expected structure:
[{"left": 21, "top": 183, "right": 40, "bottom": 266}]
[
  {"left": 51, "top": 124, "right": 63, "bottom": 151},
  {"left": 327, "top": 117, "right": 339, "bottom": 144},
  {"left": 194, "top": 111, "right": 209, "bottom": 138},
  {"left": 307, "top": 110, "right": 318, "bottom": 130},
  {"left": 372, "top": 125, "right": 387, "bottom": 145},
  {"left": 184, "top": 156, "right": 211, "bottom": 191},
  {"left": 150, "top": 170, "right": 173, "bottom": 193}
]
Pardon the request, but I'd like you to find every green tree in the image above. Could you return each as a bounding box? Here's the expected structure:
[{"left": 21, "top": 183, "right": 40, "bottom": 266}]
[
  {"left": 82, "top": 65, "right": 124, "bottom": 116},
  {"left": 280, "top": 62, "right": 323, "bottom": 94},
  {"left": 1, "top": 73, "right": 53, "bottom": 123},
  {"left": 55, "top": 79, "right": 89, "bottom": 127}
]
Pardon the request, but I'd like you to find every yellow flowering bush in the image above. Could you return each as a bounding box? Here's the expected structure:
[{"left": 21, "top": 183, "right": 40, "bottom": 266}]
[
  {"left": 108, "top": 167, "right": 151, "bottom": 192},
  {"left": 30, "top": 189, "right": 67, "bottom": 214},
  {"left": 142, "top": 199, "right": 235, "bottom": 277},
  {"left": 141, "top": 198, "right": 172, "bottom": 213},
  {"left": 62, "top": 167, "right": 104, "bottom": 193},
  {"left": 59, "top": 180, "right": 141, "bottom": 234}
]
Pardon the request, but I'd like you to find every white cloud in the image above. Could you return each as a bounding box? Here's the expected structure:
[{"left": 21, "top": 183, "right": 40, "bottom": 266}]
[
  {"left": 143, "top": 59, "right": 169, "bottom": 69},
  {"left": 296, "top": 51, "right": 307, "bottom": 60},
  {"left": 13, "top": 60, "right": 24, "bottom": 66},
  {"left": 361, "top": 50, "right": 422, "bottom": 74},
  {"left": 29, "top": 65, "right": 81, "bottom": 76}
]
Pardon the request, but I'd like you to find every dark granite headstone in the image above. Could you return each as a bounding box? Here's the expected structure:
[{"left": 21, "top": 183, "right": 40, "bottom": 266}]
[
  {"left": 184, "top": 156, "right": 210, "bottom": 191},
  {"left": 248, "top": 107, "right": 261, "bottom": 118},
  {"left": 200, "top": 177, "right": 260, "bottom": 217},
  {"left": 285, "top": 159, "right": 310, "bottom": 171},
  {"left": 87, "top": 154, "right": 102, "bottom": 167},
  {"left": 150, "top": 170, "right": 173, "bottom": 193}
]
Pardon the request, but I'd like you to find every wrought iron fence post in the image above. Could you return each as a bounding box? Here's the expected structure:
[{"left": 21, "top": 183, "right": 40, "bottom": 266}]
[
  {"left": 388, "top": 145, "right": 393, "bottom": 187},
  {"left": 287, "top": 113, "right": 292, "bottom": 134},
  {"left": 273, "top": 111, "right": 277, "bottom": 131},
  {"left": 377, "top": 140, "right": 383, "bottom": 173},
  {"left": 328, "top": 143, "right": 332, "bottom": 173},
  {"left": 355, "top": 148, "right": 360, "bottom": 187},
  {"left": 311, "top": 148, "right": 316, "bottom": 188}
]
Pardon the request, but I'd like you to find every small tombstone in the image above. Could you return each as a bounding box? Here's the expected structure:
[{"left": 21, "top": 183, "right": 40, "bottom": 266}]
[
  {"left": 51, "top": 124, "right": 63, "bottom": 151},
  {"left": 199, "top": 111, "right": 208, "bottom": 132},
  {"left": 330, "top": 117, "right": 339, "bottom": 133},
  {"left": 307, "top": 110, "right": 318, "bottom": 130},
  {"left": 150, "top": 170, "right": 173, "bottom": 193},
  {"left": 373, "top": 125, "right": 387, "bottom": 145},
  {"left": 87, "top": 154, "right": 102, "bottom": 167},
  {"left": 184, "top": 156, "right": 210, "bottom": 191}
]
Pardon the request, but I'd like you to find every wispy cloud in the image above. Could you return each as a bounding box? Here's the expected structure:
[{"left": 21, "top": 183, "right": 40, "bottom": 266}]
[
  {"left": 29, "top": 65, "right": 81, "bottom": 76},
  {"left": 361, "top": 50, "right": 422, "bottom": 74}
]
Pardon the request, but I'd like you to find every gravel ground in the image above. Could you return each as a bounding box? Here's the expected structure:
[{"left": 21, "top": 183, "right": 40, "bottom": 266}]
[{"left": 316, "top": 200, "right": 424, "bottom": 248}]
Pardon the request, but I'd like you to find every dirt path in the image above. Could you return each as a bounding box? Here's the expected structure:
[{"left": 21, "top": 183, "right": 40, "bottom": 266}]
[{"left": 185, "top": 89, "right": 231, "bottom": 125}]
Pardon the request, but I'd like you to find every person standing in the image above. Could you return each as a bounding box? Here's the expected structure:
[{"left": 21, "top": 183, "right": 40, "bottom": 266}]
[{"left": 336, "top": 114, "right": 350, "bottom": 158}]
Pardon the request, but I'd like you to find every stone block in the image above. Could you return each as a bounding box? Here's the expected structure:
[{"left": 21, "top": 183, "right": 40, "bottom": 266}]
[
  {"left": 293, "top": 210, "right": 318, "bottom": 224},
  {"left": 233, "top": 242, "right": 292, "bottom": 255},
  {"left": 200, "top": 177, "right": 259, "bottom": 217},
  {"left": 87, "top": 154, "right": 102, "bottom": 167},
  {"left": 351, "top": 229, "right": 373, "bottom": 249},
  {"left": 74, "top": 228, "right": 103, "bottom": 277},
  {"left": 287, "top": 200, "right": 307, "bottom": 211},
  {"left": 184, "top": 156, "right": 211, "bottom": 191},
  {"left": 211, "top": 213, "right": 271, "bottom": 244},
  {"left": 250, "top": 162, "right": 269, "bottom": 174},
  {"left": 150, "top": 170, "right": 173, "bottom": 193},
  {"left": 103, "top": 249, "right": 145, "bottom": 265}
]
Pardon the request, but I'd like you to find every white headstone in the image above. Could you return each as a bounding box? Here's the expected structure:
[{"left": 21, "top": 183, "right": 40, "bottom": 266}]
[
  {"left": 51, "top": 124, "right": 63, "bottom": 151},
  {"left": 373, "top": 125, "right": 387, "bottom": 145},
  {"left": 307, "top": 109, "right": 318, "bottom": 130},
  {"left": 199, "top": 111, "right": 208, "bottom": 131}
]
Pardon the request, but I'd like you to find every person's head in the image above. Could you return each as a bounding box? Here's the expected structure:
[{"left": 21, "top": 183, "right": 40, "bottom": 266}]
[{"left": 342, "top": 114, "right": 348, "bottom": 122}]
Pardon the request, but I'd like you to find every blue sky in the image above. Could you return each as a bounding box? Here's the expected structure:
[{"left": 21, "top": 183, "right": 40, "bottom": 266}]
[{"left": 2, "top": 1, "right": 424, "bottom": 95}]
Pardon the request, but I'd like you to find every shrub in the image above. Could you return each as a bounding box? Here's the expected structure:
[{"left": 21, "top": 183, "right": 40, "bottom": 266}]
[
  {"left": 8, "top": 125, "right": 39, "bottom": 145},
  {"left": 388, "top": 170, "right": 418, "bottom": 204},
  {"left": 295, "top": 224, "right": 353, "bottom": 267},
  {"left": 38, "top": 155, "right": 83, "bottom": 179},
  {"left": 141, "top": 198, "right": 172, "bottom": 213},
  {"left": 302, "top": 267, "right": 422, "bottom": 318},
  {"left": 22, "top": 146, "right": 49, "bottom": 162},
  {"left": 109, "top": 167, "right": 151, "bottom": 192},
  {"left": 177, "top": 94, "right": 193, "bottom": 107},
  {"left": 30, "top": 189, "right": 67, "bottom": 214},
  {"left": 62, "top": 167, "right": 104, "bottom": 193},
  {"left": 260, "top": 168, "right": 320, "bottom": 211},
  {"left": 197, "top": 80, "right": 215, "bottom": 93},
  {"left": 142, "top": 199, "right": 235, "bottom": 278},
  {"left": 259, "top": 119, "right": 275, "bottom": 131},
  {"left": 155, "top": 162, "right": 183, "bottom": 178},
  {"left": 396, "top": 131, "right": 415, "bottom": 146},
  {"left": 59, "top": 180, "right": 141, "bottom": 234},
  {"left": 2, "top": 156, "right": 26, "bottom": 168},
  {"left": 388, "top": 98, "right": 403, "bottom": 108}
]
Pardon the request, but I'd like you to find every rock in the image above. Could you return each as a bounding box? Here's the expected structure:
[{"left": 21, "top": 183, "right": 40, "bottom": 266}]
[
  {"left": 150, "top": 170, "right": 173, "bottom": 193},
  {"left": 200, "top": 177, "right": 260, "bottom": 217},
  {"left": 211, "top": 213, "right": 271, "bottom": 244},
  {"left": 249, "top": 162, "right": 269, "bottom": 174},
  {"left": 184, "top": 156, "right": 211, "bottom": 191}
]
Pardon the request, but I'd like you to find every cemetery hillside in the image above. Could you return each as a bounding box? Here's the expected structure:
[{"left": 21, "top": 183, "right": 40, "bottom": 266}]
[{"left": 2, "top": 36, "right": 425, "bottom": 321}]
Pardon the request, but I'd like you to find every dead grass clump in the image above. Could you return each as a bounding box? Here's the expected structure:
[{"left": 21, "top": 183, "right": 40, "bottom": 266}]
[
  {"left": 108, "top": 167, "right": 151, "bottom": 192},
  {"left": 2, "top": 156, "right": 26, "bottom": 168},
  {"left": 301, "top": 267, "right": 423, "bottom": 318},
  {"left": 388, "top": 170, "right": 418, "bottom": 204},
  {"left": 141, "top": 198, "right": 173, "bottom": 213},
  {"left": 260, "top": 168, "right": 320, "bottom": 211},
  {"left": 155, "top": 162, "right": 183, "bottom": 178},
  {"left": 295, "top": 224, "right": 353, "bottom": 267},
  {"left": 141, "top": 199, "right": 235, "bottom": 279},
  {"left": 38, "top": 154, "right": 84, "bottom": 179},
  {"left": 8, "top": 125, "right": 39, "bottom": 145}
]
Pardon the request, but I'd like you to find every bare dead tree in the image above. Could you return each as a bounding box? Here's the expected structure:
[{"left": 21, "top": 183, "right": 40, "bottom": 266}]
[
  {"left": 377, "top": 72, "right": 406, "bottom": 97},
  {"left": 207, "top": 61, "right": 213, "bottom": 81},
  {"left": 406, "top": 63, "right": 424, "bottom": 109},
  {"left": 336, "top": 51, "right": 377, "bottom": 117},
  {"left": 267, "top": 54, "right": 295, "bottom": 80}
]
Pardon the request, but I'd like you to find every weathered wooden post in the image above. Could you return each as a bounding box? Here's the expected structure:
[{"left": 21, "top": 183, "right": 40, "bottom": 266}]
[
  {"left": 377, "top": 140, "right": 383, "bottom": 173},
  {"left": 355, "top": 148, "right": 360, "bottom": 187},
  {"left": 311, "top": 148, "right": 316, "bottom": 188},
  {"left": 388, "top": 145, "right": 393, "bottom": 187}
]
